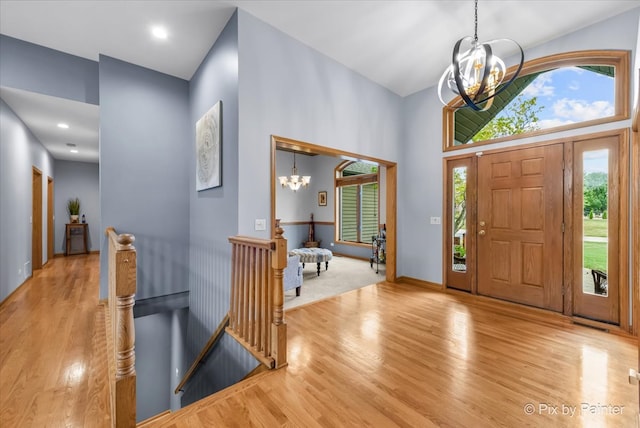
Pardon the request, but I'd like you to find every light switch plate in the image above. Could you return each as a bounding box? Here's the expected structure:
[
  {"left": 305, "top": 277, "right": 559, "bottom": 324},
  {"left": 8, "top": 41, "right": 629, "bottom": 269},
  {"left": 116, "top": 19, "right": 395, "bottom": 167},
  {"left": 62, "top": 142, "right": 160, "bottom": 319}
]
[
  {"left": 255, "top": 219, "right": 266, "bottom": 231},
  {"left": 430, "top": 216, "right": 441, "bottom": 225}
]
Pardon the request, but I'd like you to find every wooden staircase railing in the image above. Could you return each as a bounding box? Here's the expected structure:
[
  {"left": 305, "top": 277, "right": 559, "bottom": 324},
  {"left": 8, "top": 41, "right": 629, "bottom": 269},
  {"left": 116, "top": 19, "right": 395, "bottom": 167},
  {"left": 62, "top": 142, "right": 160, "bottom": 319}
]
[
  {"left": 174, "top": 313, "right": 229, "bottom": 394},
  {"left": 226, "top": 221, "right": 288, "bottom": 369},
  {"left": 105, "top": 227, "right": 137, "bottom": 428}
]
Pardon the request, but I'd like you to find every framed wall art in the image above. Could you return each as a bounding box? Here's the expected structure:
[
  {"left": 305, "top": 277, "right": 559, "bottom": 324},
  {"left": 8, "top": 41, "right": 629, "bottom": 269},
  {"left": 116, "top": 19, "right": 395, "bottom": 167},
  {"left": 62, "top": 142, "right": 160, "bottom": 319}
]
[
  {"left": 318, "top": 191, "right": 327, "bottom": 206},
  {"left": 196, "top": 100, "right": 222, "bottom": 191}
]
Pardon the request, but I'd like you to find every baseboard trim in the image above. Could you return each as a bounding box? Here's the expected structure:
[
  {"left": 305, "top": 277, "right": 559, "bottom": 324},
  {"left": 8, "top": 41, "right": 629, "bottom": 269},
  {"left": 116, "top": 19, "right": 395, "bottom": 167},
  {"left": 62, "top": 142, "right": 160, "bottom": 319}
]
[
  {"left": 54, "top": 251, "right": 100, "bottom": 257},
  {"left": 395, "top": 276, "right": 443, "bottom": 291},
  {"left": 0, "top": 277, "right": 29, "bottom": 308}
]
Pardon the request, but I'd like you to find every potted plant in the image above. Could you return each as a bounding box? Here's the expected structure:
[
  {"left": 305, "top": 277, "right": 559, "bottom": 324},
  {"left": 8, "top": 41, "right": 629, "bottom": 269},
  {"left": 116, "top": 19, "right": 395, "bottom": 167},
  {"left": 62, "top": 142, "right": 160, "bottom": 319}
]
[{"left": 67, "top": 197, "right": 80, "bottom": 223}]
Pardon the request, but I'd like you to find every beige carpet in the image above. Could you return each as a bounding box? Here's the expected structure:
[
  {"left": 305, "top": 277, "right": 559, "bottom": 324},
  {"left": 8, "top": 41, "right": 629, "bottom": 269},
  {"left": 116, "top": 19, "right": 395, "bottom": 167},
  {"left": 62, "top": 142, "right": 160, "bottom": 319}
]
[{"left": 284, "top": 255, "right": 386, "bottom": 310}]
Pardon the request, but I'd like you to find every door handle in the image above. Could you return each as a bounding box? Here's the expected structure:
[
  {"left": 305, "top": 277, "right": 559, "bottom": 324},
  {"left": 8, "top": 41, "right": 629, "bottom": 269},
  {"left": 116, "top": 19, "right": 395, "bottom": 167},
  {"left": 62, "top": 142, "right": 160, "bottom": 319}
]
[
  {"left": 479, "top": 230, "right": 486, "bottom": 236},
  {"left": 479, "top": 221, "right": 486, "bottom": 227}
]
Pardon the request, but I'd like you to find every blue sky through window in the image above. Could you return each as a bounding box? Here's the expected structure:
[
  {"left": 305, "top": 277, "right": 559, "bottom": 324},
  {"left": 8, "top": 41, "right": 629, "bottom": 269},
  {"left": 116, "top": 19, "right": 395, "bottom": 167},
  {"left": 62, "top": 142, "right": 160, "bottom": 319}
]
[{"left": 520, "top": 67, "right": 615, "bottom": 130}]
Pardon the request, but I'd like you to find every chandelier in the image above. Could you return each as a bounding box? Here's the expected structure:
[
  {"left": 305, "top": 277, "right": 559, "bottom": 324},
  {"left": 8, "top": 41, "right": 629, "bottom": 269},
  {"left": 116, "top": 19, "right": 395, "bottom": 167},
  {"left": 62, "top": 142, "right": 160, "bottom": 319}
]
[
  {"left": 438, "top": 0, "right": 524, "bottom": 111},
  {"left": 279, "top": 152, "right": 310, "bottom": 191}
]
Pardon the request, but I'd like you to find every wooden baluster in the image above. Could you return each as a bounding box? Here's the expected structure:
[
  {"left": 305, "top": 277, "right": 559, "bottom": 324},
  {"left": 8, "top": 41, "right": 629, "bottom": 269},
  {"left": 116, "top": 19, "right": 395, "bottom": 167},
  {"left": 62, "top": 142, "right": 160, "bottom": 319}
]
[
  {"left": 237, "top": 244, "right": 244, "bottom": 338},
  {"left": 263, "top": 249, "right": 269, "bottom": 355},
  {"left": 230, "top": 243, "right": 237, "bottom": 330},
  {"left": 248, "top": 247, "right": 255, "bottom": 346},
  {"left": 255, "top": 249, "right": 262, "bottom": 352},
  {"left": 271, "top": 220, "right": 287, "bottom": 368},
  {"left": 242, "top": 245, "right": 249, "bottom": 341},
  {"left": 264, "top": 251, "right": 275, "bottom": 355}
]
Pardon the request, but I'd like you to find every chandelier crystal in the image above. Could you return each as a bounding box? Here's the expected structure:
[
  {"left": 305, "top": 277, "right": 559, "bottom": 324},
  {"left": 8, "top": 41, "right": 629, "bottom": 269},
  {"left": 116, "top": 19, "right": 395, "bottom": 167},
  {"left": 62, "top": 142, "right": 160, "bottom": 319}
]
[
  {"left": 438, "top": 0, "right": 524, "bottom": 111},
  {"left": 279, "top": 152, "right": 310, "bottom": 192}
]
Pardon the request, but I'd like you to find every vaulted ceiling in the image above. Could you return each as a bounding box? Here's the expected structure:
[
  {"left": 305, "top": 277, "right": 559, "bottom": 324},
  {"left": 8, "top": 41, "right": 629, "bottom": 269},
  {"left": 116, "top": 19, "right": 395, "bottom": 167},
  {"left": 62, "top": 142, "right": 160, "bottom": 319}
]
[{"left": 1, "top": 1, "right": 638, "bottom": 162}]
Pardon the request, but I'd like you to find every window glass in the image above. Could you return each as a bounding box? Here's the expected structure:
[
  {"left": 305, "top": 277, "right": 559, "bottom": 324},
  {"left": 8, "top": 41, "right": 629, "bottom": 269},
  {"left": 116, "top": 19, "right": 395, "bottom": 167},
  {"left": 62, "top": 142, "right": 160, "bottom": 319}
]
[
  {"left": 340, "top": 185, "right": 358, "bottom": 242},
  {"left": 452, "top": 167, "right": 467, "bottom": 272},
  {"left": 444, "top": 51, "right": 629, "bottom": 151},
  {"left": 582, "top": 149, "right": 609, "bottom": 296},
  {"left": 336, "top": 162, "right": 379, "bottom": 244}
]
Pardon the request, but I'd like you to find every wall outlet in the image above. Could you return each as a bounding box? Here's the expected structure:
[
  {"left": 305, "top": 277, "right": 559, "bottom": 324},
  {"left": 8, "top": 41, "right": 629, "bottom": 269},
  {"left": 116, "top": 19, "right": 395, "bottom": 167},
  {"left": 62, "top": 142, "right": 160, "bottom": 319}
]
[
  {"left": 254, "top": 219, "right": 266, "bottom": 231},
  {"left": 430, "top": 216, "right": 441, "bottom": 225},
  {"left": 330, "top": 242, "right": 334, "bottom": 246}
]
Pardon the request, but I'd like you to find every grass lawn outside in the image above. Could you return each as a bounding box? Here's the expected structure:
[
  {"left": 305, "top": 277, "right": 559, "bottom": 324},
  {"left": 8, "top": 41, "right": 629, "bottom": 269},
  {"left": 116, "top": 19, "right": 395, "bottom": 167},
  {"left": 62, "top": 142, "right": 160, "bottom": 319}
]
[
  {"left": 583, "top": 218, "right": 608, "bottom": 237},
  {"left": 583, "top": 241, "right": 607, "bottom": 272}
]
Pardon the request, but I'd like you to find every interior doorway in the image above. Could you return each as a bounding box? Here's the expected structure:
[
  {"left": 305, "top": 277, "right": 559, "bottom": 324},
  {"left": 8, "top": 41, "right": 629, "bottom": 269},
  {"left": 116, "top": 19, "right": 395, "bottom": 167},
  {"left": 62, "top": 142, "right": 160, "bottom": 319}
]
[
  {"left": 270, "top": 135, "right": 397, "bottom": 284},
  {"left": 47, "top": 177, "right": 54, "bottom": 262},
  {"left": 32, "top": 166, "right": 43, "bottom": 272}
]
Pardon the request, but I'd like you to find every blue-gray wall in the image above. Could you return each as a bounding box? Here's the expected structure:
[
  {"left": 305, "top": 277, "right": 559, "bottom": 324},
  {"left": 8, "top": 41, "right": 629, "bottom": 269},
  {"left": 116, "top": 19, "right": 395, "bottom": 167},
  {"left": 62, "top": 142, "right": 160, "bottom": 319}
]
[
  {"left": 0, "top": 99, "right": 55, "bottom": 301},
  {"left": 184, "top": 11, "right": 258, "bottom": 402},
  {"left": 236, "top": 9, "right": 403, "bottom": 238},
  {"left": 98, "top": 55, "right": 191, "bottom": 300},
  {"left": 135, "top": 308, "right": 188, "bottom": 422},
  {"left": 0, "top": 35, "right": 99, "bottom": 105},
  {"left": 54, "top": 160, "right": 100, "bottom": 253}
]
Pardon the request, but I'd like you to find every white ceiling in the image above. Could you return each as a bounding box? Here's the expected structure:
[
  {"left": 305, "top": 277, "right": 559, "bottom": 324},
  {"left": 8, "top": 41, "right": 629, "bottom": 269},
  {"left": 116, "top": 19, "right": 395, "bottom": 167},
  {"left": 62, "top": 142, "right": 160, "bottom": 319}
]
[
  {"left": 0, "top": 87, "right": 100, "bottom": 163},
  {"left": 1, "top": 0, "right": 639, "bottom": 163}
]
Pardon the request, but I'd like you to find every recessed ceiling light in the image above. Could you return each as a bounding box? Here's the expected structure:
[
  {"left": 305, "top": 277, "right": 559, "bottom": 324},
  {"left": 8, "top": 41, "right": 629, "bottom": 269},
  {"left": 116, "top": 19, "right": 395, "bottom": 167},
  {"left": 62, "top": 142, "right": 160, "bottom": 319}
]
[
  {"left": 151, "top": 26, "right": 168, "bottom": 40},
  {"left": 57, "top": 123, "right": 69, "bottom": 129},
  {"left": 70, "top": 149, "right": 78, "bottom": 153}
]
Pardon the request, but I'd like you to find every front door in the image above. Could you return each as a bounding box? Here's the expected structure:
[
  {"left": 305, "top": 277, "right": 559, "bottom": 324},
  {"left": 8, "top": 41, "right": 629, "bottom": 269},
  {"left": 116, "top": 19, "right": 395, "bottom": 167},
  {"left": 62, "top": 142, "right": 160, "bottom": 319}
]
[
  {"left": 572, "top": 135, "right": 621, "bottom": 324},
  {"left": 477, "top": 144, "right": 564, "bottom": 312}
]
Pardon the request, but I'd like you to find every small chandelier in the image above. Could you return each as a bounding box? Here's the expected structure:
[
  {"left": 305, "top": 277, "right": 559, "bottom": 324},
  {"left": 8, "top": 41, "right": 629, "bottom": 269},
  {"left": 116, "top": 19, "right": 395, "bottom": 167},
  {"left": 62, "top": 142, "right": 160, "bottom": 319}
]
[
  {"left": 438, "top": 0, "right": 524, "bottom": 111},
  {"left": 279, "top": 152, "right": 310, "bottom": 192}
]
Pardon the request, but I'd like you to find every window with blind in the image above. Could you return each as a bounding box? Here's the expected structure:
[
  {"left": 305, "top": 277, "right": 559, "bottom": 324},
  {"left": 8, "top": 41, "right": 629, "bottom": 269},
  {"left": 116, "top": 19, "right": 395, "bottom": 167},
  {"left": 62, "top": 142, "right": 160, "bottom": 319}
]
[{"left": 337, "top": 162, "right": 379, "bottom": 244}]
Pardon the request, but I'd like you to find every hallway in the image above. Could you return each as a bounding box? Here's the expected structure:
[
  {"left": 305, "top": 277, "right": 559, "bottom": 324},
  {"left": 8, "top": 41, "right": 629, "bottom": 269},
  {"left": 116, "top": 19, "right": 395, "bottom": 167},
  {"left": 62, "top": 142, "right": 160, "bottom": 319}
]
[{"left": 0, "top": 254, "right": 111, "bottom": 427}]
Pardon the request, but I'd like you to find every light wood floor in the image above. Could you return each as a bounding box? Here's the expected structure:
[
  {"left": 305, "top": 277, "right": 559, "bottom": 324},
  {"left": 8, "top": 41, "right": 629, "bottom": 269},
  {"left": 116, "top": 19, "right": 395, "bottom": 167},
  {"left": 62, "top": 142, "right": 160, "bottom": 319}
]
[
  {"left": 161, "top": 285, "right": 638, "bottom": 426},
  {"left": 0, "top": 254, "right": 111, "bottom": 427},
  {"left": 2, "top": 255, "right": 638, "bottom": 427}
]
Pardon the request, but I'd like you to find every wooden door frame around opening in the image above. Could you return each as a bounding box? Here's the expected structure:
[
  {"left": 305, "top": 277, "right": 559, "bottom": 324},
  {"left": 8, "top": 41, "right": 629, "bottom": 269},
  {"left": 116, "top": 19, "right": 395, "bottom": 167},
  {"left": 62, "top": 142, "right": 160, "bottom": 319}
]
[
  {"left": 270, "top": 135, "right": 397, "bottom": 283},
  {"left": 443, "top": 128, "right": 631, "bottom": 333},
  {"left": 32, "top": 166, "right": 43, "bottom": 273},
  {"left": 47, "top": 176, "right": 54, "bottom": 263}
]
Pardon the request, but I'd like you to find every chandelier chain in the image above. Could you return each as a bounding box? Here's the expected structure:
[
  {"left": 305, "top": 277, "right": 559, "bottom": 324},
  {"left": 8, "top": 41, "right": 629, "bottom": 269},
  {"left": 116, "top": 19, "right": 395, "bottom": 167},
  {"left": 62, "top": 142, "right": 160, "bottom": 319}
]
[{"left": 474, "top": 0, "right": 478, "bottom": 42}]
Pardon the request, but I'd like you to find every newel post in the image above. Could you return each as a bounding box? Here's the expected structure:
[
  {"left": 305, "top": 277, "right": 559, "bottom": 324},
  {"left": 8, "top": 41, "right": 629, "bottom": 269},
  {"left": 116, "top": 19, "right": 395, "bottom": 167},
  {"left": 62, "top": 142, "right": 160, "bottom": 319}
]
[
  {"left": 271, "top": 219, "right": 287, "bottom": 368},
  {"left": 114, "top": 233, "right": 137, "bottom": 428}
]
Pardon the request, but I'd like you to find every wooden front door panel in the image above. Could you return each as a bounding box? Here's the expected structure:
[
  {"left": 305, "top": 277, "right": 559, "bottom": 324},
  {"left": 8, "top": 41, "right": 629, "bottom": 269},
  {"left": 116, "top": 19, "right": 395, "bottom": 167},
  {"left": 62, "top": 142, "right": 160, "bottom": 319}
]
[{"left": 477, "top": 145, "right": 564, "bottom": 312}]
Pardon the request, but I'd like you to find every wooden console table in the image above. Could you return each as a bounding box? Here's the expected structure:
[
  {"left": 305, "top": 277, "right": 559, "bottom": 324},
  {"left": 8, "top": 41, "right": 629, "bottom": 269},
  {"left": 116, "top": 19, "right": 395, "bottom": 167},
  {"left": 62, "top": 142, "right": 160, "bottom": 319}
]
[{"left": 66, "top": 223, "right": 89, "bottom": 256}]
